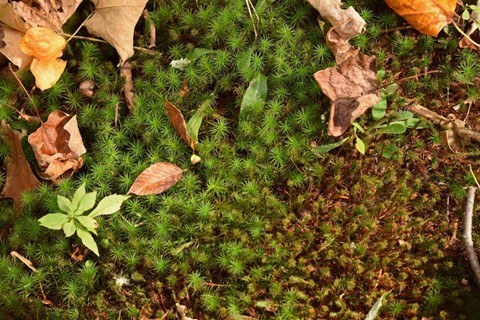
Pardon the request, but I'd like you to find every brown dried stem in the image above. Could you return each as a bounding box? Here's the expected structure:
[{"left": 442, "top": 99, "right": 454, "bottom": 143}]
[{"left": 463, "top": 187, "right": 480, "bottom": 289}]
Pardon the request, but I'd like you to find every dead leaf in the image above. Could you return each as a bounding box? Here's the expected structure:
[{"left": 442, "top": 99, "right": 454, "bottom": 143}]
[
  {"left": 180, "top": 79, "right": 189, "bottom": 98},
  {"left": 384, "top": 0, "right": 457, "bottom": 37},
  {"left": 314, "top": 52, "right": 380, "bottom": 136},
  {"left": 20, "top": 27, "right": 66, "bottom": 90},
  {"left": 70, "top": 245, "right": 88, "bottom": 262},
  {"left": 176, "top": 303, "right": 197, "bottom": 320},
  {"left": 79, "top": 80, "right": 95, "bottom": 97},
  {"left": 326, "top": 23, "right": 359, "bottom": 64},
  {"left": 128, "top": 162, "right": 183, "bottom": 196},
  {"left": 0, "top": 0, "right": 29, "bottom": 32},
  {"left": 0, "top": 23, "right": 5, "bottom": 48},
  {"left": 84, "top": 0, "right": 149, "bottom": 63},
  {"left": 10, "top": 0, "right": 82, "bottom": 31},
  {"left": 138, "top": 302, "right": 153, "bottom": 320},
  {"left": 27, "top": 110, "right": 86, "bottom": 180},
  {"left": 0, "top": 121, "right": 40, "bottom": 213},
  {"left": 120, "top": 61, "right": 135, "bottom": 112},
  {"left": 0, "top": 25, "right": 32, "bottom": 69},
  {"left": 165, "top": 101, "right": 194, "bottom": 149},
  {"left": 11, "top": 251, "right": 37, "bottom": 272},
  {"left": 307, "top": 0, "right": 365, "bottom": 39}
]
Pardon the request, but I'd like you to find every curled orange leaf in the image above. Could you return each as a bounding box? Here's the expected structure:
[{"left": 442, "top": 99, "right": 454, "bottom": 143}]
[
  {"left": 385, "top": 0, "right": 457, "bottom": 37},
  {"left": 20, "top": 27, "right": 67, "bottom": 90}
]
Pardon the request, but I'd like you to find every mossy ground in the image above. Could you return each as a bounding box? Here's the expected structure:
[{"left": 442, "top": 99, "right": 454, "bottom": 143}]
[{"left": 1, "top": 0, "right": 480, "bottom": 319}]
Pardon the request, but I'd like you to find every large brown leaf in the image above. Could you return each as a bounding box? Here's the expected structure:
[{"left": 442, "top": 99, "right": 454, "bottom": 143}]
[
  {"left": 165, "top": 101, "right": 194, "bottom": 149},
  {"left": 384, "top": 0, "right": 457, "bottom": 37},
  {"left": 128, "top": 162, "right": 183, "bottom": 195},
  {"left": 84, "top": 0, "right": 148, "bottom": 63},
  {"left": 0, "top": 121, "right": 40, "bottom": 213},
  {"left": 10, "top": 0, "right": 82, "bottom": 31},
  {"left": 314, "top": 52, "right": 381, "bottom": 137},
  {"left": 0, "top": 25, "right": 32, "bottom": 69},
  {"left": 28, "top": 110, "right": 86, "bottom": 180}
]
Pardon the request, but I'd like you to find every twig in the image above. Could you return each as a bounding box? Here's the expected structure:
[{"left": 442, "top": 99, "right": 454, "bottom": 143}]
[
  {"left": 60, "top": 33, "right": 158, "bottom": 55},
  {"left": 8, "top": 64, "right": 42, "bottom": 122},
  {"left": 407, "top": 104, "right": 480, "bottom": 144},
  {"left": 379, "top": 25, "right": 412, "bottom": 34},
  {"left": 470, "top": 165, "right": 480, "bottom": 189},
  {"left": 67, "top": 12, "right": 93, "bottom": 43},
  {"left": 463, "top": 187, "right": 480, "bottom": 288},
  {"left": 143, "top": 9, "right": 156, "bottom": 48},
  {"left": 11, "top": 251, "right": 37, "bottom": 272},
  {"left": 394, "top": 70, "right": 443, "bottom": 84},
  {"left": 452, "top": 20, "right": 480, "bottom": 50}
]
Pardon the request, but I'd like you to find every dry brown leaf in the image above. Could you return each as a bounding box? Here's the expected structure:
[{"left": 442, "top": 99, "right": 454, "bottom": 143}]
[
  {"left": 10, "top": 0, "right": 82, "bottom": 31},
  {"left": 384, "top": 0, "right": 457, "bottom": 37},
  {"left": 0, "top": 0, "right": 29, "bottom": 32},
  {"left": 120, "top": 61, "right": 135, "bottom": 112},
  {"left": 307, "top": 0, "right": 365, "bottom": 39},
  {"left": 0, "top": 24, "right": 5, "bottom": 48},
  {"left": 0, "top": 121, "right": 40, "bottom": 213},
  {"left": 165, "top": 101, "right": 193, "bottom": 149},
  {"left": 79, "top": 80, "right": 95, "bottom": 97},
  {"left": 28, "top": 110, "right": 86, "bottom": 180},
  {"left": 11, "top": 251, "right": 37, "bottom": 272},
  {"left": 84, "top": 0, "right": 149, "bottom": 63},
  {"left": 128, "top": 162, "right": 183, "bottom": 196},
  {"left": 20, "top": 27, "right": 67, "bottom": 90},
  {"left": 314, "top": 53, "right": 380, "bottom": 137},
  {"left": 326, "top": 23, "right": 359, "bottom": 64},
  {"left": 0, "top": 25, "right": 32, "bottom": 69}
]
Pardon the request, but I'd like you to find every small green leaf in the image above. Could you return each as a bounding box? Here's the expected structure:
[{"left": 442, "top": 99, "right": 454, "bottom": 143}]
[
  {"left": 404, "top": 118, "right": 420, "bottom": 128},
  {"left": 355, "top": 137, "right": 366, "bottom": 154},
  {"left": 75, "top": 191, "right": 97, "bottom": 215},
  {"left": 365, "top": 293, "right": 387, "bottom": 320},
  {"left": 314, "top": 138, "right": 349, "bottom": 154},
  {"left": 171, "top": 241, "right": 194, "bottom": 256},
  {"left": 351, "top": 121, "right": 365, "bottom": 133},
  {"left": 383, "top": 83, "right": 398, "bottom": 98},
  {"left": 186, "top": 48, "right": 214, "bottom": 61},
  {"left": 71, "top": 183, "right": 86, "bottom": 209},
  {"left": 462, "top": 9, "right": 470, "bottom": 21},
  {"left": 255, "top": 0, "right": 269, "bottom": 16},
  {"left": 76, "top": 216, "right": 99, "bottom": 232},
  {"left": 88, "top": 194, "right": 130, "bottom": 218},
  {"left": 57, "top": 195, "right": 73, "bottom": 213},
  {"left": 372, "top": 99, "right": 387, "bottom": 121},
  {"left": 379, "top": 121, "right": 407, "bottom": 134},
  {"left": 396, "top": 111, "right": 413, "bottom": 120},
  {"left": 63, "top": 220, "right": 76, "bottom": 237},
  {"left": 38, "top": 213, "right": 68, "bottom": 230},
  {"left": 186, "top": 99, "right": 210, "bottom": 145},
  {"left": 240, "top": 73, "right": 267, "bottom": 115},
  {"left": 77, "top": 226, "right": 99, "bottom": 256}
]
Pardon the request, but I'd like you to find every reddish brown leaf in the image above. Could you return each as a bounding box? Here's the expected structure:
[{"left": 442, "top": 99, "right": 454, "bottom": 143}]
[
  {"left": 314, "top": 52, "right": 380, "bottom": 137},
  {"left": 0, "top": 121, "right": 40, "bottom": 213},
  {"left": 165, "top": 101, "right": 194, "bottom": 149},
  {"left": 28, "top": 110, "right": 86, "bottom": 180},
  {"left": 385, "top": 0, "right": 457, "bottom": 37},
  {"left": 128, "top": 162, "right": 183, "bottom": 196}
]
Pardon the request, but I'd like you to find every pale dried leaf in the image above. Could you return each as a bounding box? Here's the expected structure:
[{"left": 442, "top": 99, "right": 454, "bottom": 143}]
[
  {"left": 307, "top": 0, "right": 365, "bottom": 39},
  {"left": 28, "top": 110, "right": 86, "bottom": 180},
  {"left": 11, "top": 251, "right": 37, "bottom": 272},
  {"left": 0, "top": 26, "right": 32, "bottom": 69},
  {"left": 385, "top": 0, "right": 457, "bottom": 37},
  {"left": 120, "top": 61, "right": 135, "bottom": 112},
  {"left": 326, "top": 24, "right": 359, "bottom": 64},
  {"left": 176, "top": 303, "right": 197, "bottom": 320},
  {"left": 79, "top": 80, "right": 95, "bottom": 97},
  {"left": 10, "top": 0, "right": 82, "bottom": 31},
  {"left": 84, "top": 0, "right": 149, "bottom": 63},
  {"left": 0, "top": 0, "right": 29, "bottom": 32},
  {"left": 314, "top": 53, "right": 380, "bottom": 136},
  {"left": 165, "top": 101, "right": 194, "bottom": 149},
  {"left": 0, "top": 121, "right": 40, "bottom": 213},
  {"left": 128, "top": 162, "right": 183, "bottom": 196}
]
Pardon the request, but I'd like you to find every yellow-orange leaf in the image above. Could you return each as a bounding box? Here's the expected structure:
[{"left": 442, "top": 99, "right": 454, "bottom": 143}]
[
  {"left": 385, "top": 0, "right": 457, "bottom": 37},
  {"left": 20, "top": 27, "right": 67, "bottom": 90}
]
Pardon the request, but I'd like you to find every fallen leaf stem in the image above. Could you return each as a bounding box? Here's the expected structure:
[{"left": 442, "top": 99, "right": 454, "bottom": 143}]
[
  {"left": 8, "top": 64, "right": 42, "bottom": 122},
  {"left": 451, "top": 20, "right": 480, "bottom": 50},
  {"left": 463, "top": 186, "right": 480, "bottom": 289},
  {"left": 67, "top": 12, "right": 94, "bottom": 43},
  {"left": 393, "top": 70, "right": 443, "bottom": 84},
  {"left": 60, "top": 33, "right": 158, "bottom": 55}
]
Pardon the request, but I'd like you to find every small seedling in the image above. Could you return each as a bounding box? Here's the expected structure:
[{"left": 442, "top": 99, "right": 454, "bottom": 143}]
[{"left": 38, "top": 183, "right": 129, "bottom": 256}]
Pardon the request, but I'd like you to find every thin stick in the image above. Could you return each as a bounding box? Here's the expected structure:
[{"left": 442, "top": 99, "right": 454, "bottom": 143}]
[
  {"left": 469, "top": 165, "right": 480, "bottom": 189},
  {"left": 245, "top": 0, "right": 258, "bottom": 39},
  {"left": 67, "top": 12, "right": 93, "bottom": 43},
  {"left": 463, "top": 186, "right": 480, "bottom": 288},
  {"left": 8, "top": 64, "right": 42, "bottom": 121},
  {"left": 379, "top": 25, "right": 412, "bottom": 34},
  {"left": 452, "top": 20, "right": 480, "bottom": 50},
  {"left": 143, "top": 9, "right": 156, "bottom": 48},
  {"left": 60, "top": 33, "right": 158, "bottom": 55},
  {"left": 393, "top": 70, "right": 443, "bottom": 84}
]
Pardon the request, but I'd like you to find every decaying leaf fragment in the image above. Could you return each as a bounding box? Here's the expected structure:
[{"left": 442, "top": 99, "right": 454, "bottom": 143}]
[
  {"left": 120, "top": 61, "right": 135, "bottom": 112},
  {"left": 0, "top": 121, "right": 40, "bottom": 213},
  {"left": 28, "top": 110, "right": 86, "bottom": 180},
  {"left": 165, "top": 101, "right": 193, "bottom": 149},
  {"left": 20, "top": 27, "right": 67, "bottom": 90},
  {"left": 384, "top": 0, "right": 457, "bottom": 37},
  {"left": 307, "top": 0, "right": 365, "bottom": 39},
  {"left": 84, "top": 0, "right": 149, "bottom": 63},
  {"left": 314, "top": 52, "right": 381, "bottom": 137},
  {"left": 128, "top": 162, "right": 183, "bottom": 195}
]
